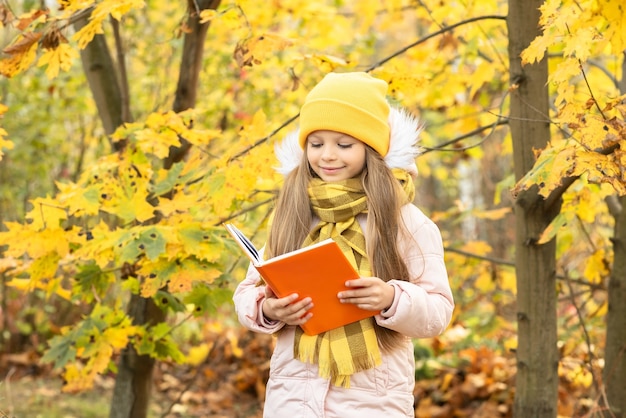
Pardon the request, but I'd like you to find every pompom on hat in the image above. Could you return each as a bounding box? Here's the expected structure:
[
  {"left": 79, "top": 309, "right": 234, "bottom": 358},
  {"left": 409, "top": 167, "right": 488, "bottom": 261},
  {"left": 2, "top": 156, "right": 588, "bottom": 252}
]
[{"left": 298, "top": 72, "right": 391, "bottom": 156}]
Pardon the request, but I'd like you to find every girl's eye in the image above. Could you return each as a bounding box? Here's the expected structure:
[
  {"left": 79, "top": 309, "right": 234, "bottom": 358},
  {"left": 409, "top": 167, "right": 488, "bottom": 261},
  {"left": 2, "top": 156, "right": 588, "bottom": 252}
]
[
  {"left": 309, "top": 143, "right": 322, "bottom": 148},
  {"left": 338, "top": 144, "right": 353, "bottom": 149}
]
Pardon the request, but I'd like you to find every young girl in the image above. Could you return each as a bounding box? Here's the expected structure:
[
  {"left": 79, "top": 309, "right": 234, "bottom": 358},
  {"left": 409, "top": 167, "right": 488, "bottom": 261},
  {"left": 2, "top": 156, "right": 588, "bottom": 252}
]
[{"left": 233, "top": 72, "right": 454, "bottom": 418}]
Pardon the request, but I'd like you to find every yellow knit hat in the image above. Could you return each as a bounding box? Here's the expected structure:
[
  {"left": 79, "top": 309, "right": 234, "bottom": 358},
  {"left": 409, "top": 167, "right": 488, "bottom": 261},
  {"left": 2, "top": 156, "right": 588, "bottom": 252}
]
[{"left": 298, "top": 72, "right": 391, "bottom": 156}]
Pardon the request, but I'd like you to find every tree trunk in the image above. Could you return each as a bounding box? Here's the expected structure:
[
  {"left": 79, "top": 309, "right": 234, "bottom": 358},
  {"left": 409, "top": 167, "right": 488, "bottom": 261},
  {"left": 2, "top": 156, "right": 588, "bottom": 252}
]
[
  {"left": 108, "top": 295, "right": 166, "bottom": 418},
  {"left": 166, "top": 0, "right": 221, "bottom": 169},
  {"left": 74, "top": 12, "right": 126, "bottom": 143},
  {"left": 106, "top": 2, "right": 220, "bottom": 417},
  {"left": 602, "top": 53, "right": 626, "bottom": 418},
  {"left": 508, "top": 1, "right": 559, "bottom": 417}
]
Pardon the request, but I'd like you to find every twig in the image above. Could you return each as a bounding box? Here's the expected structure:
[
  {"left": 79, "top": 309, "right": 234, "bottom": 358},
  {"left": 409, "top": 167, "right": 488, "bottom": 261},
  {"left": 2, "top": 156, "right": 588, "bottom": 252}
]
[
  {"left": 563, "top": 270, "right": 601, "bottom": 393},
  {"left": 228, "top": 14, "right": 508, "bottom": 161},
  {"left": 446, "top": 246, "right": 605, "bottom": 290},
  {"left": 364, "top": 15, "right": 507, "bottom": 71}
]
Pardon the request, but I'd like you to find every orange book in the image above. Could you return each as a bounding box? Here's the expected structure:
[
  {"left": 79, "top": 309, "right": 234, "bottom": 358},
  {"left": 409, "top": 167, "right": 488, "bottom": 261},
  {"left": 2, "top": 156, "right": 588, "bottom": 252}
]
[{"left": 225, "top": 223, "right": 375, "bottom": 335}]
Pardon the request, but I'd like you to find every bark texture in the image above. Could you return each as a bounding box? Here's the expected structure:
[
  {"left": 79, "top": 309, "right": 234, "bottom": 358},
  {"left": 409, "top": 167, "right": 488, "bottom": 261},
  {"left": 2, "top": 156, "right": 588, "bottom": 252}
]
[
  {"left": 508, "top": 1, "right": 559, "bottom": 417},
  {"left": 603, "top": 54, "right": 626, "bottom": 418}
]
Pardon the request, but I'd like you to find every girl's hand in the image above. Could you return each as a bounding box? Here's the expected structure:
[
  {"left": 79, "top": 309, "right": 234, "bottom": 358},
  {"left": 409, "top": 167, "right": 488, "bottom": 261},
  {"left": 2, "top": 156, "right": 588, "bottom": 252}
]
[
  {"left": 262, "top": 286, "right": 314, "bottom": 325},
  {"left": 338, "top": 277, "right": 395, "bottom": 311}
]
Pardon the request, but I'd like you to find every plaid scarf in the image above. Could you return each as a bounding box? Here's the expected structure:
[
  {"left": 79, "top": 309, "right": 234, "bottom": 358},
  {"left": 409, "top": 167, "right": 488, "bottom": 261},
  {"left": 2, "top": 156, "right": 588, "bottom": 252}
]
[
  {"left": 293, "top": 169, "right": 415, "bottom": 387},
  {"left": 293, "top": 177, "right": 378, "bottom": 388}
]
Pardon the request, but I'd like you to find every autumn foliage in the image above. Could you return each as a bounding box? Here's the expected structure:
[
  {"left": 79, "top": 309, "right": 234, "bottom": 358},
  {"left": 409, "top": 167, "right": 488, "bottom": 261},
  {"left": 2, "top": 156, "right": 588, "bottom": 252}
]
[{"left": 0, "top": 0, "right": 625, "bottom": 416}]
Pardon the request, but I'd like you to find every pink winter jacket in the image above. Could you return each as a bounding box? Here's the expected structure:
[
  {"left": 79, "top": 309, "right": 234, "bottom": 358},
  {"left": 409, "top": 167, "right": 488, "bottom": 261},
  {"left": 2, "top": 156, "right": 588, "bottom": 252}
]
[{"left": 233, "top": 203, "right": 454, "bottom": 418}]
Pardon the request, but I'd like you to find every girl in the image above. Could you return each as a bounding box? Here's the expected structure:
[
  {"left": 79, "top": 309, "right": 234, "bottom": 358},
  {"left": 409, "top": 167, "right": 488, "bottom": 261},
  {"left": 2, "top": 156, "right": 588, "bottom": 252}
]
[{"left": 233, "top": 72, "right": 454, "bottom": 418}]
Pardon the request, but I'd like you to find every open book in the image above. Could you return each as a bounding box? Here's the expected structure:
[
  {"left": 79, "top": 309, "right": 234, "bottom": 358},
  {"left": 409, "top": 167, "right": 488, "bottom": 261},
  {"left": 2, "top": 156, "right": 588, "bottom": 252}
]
[{"left": 225, "top": 223, "right": 375, "bottom": 335}]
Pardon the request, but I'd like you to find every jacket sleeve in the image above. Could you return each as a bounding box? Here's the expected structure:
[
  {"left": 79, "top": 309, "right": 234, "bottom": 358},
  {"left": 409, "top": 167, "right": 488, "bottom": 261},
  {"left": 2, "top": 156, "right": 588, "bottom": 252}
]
[
  {"left": 374, "top": 204, "right": 454, "bottom": 338},
  {"left": 232, "top": 249, "right": 286, "bottom": 334}
]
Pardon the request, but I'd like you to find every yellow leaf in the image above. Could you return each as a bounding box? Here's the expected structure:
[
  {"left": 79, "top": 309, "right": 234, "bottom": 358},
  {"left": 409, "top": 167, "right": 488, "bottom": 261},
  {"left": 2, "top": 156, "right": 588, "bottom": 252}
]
[
  {"left": 62, "top": 364, "right": 95, "bottom": 393},
  {"left": 584, "top": 249, "right": 609, "bottom": 284},
  {"left": 72, "top": 17, "right": 105, "bottom": 49},
  {"left": 226, "top": 329, "right": 243, "bottom": 358},
  {"left": 234, "top": 33, "right": 293, "bottom": 67},
  {"left": 199, "top": 9, "right": 218, "bottom": 23},
  {"left": 599, "top": 0, "right": 626, "bottom": 52},
  {"left": 521, "top": 34, "right": 552, "bottom": 65},
  {"left": 538, "top": 212, "right": 568, "bottom": 244},
  {"left": 37, "top": 44, "right": 79, "bottom": 79},
  {"left": 468, "top": 61, "right": 495, "bottom": 98},
  {"left": 303, "top": 53, "right": 350, "bottom": 72},
  {"left": 25, "top": 196, "right": 67, "bottom": 230},
  {"left": 472, "top": 207, "right": 511, "bottom": 220},
  {"left": 499, "top": 269, "right": 516, "bottom": 294},
  {"left": 0, "top": 40, "right": 38, "bottom": 78},
  {"left": 563, "top": 27, "right": 597, "bottom": 61},
  {"left": 186, "top": 342, "right": 213, "bottom": 366},
  {"left": 475, "top": 269, "right": 495, "bottom": 293},
  {"left": 549, "top": 59, "right": 582, "bottom": 87},
  {"left": 103, "top": 326, "right": 138, "bottom": 350},
  {"left": 28, "top": 251, "right": 61, "bottom": 282},
  {"left": 88, "top": 343, "right": 113, "bottom": 375},
  {"left": 0, "top": 220, "right": 71, "bottom": 259}
]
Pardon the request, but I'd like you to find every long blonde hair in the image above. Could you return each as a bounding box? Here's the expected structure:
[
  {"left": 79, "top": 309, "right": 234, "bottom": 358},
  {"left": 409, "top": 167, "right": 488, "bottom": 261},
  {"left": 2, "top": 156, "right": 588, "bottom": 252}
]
[{"left": 266, "top": 145, "right": 411, "bottom": 351}]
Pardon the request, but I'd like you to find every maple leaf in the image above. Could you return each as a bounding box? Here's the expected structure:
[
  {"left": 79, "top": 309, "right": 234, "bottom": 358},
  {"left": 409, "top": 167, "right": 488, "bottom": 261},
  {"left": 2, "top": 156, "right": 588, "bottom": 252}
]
[
  {"left": 168, "top": 261, "right": 222, "bottom": 294},
  {"left": 56, "top": 182, "right": 101, "bottom": 216},
  {"left": 234, "top": 33, "right": 293, "bottom": 67},
  {"left": 73, "top": 262, "right": 115, "bottom": 302},
  {"left": 2, "top": 32, "right": 42, "bottom": 55},
  {"left": 0, "top": 40, "right": 38, "bottom": 78},
  {"left": 199, "top": 9, "right": 218, "bottom": 23},
  {"left": 538, "top": 212, "right": 568, "bottom": 244},
  {"left": 521, "top": 34, "right": 552, "bottom": 65},
  {"left": 549, "top": 59, "right": 581, "bottom": 88},
  {"left": 512, "top": 142, "right": 576, "bottom": 198},
  {"left": 598, "top": 0, "right": 626, "bottom": 52},
  {"left": 37, "top": 44, "right": 79, "bottom": 79},
  {"left": 177, "top": 225, "right": 224, "bottom": 262},
  {"left": 72, "top": 18, "right": 105, "bottom": 49},
  {"left": 303, "top": 53, "right": 350, "bottom": 72},
  {"left": 563, "top": 27, "right": 596, "bottom": 61},
  {"left": 184, "top": 285, "right": 232, "bottom": 316},
  {"left": 584, "top": 248, "right": 609, "bottom": 284},
  {"left": 101, "top": 184, "right": 155, "bottom": 223}
]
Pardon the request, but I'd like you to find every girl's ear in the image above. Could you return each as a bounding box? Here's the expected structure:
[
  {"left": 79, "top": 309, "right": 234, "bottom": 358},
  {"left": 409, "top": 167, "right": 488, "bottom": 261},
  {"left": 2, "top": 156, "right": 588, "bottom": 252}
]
[
  {"left": 385, "top": 107, "right": 423, "bottom": 177},
  {"left": 274, "top": 129, "right": 303, "bottom": 176}
]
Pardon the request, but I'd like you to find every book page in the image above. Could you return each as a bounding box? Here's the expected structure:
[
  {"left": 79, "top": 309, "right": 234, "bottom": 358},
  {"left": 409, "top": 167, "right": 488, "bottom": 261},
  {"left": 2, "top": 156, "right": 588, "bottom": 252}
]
[
  {"left": 225, "top": 224, "right": 260, "bottom": 263},
  {"left": 264, "top": 238, "right": 336, "bottom": 264}
]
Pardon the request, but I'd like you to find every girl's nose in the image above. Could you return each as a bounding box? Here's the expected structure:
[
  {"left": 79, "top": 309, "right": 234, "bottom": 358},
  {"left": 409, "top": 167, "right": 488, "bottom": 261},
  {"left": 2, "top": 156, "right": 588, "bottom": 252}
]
[{"left": 321, "top": 146, "right": 336, "bottom": 160}]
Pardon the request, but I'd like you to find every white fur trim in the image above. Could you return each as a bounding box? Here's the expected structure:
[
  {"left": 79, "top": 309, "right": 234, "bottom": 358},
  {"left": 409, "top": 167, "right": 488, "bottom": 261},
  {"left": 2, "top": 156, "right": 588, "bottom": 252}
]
[
  {"left": 274, "top": 129, "right": 303, "bottom": 176},
  {"left": 274, "top": 105, "right": 422, "bottom": 176},
  {"left": 385, "top": 107, "right": 423, "bottom": 177}
]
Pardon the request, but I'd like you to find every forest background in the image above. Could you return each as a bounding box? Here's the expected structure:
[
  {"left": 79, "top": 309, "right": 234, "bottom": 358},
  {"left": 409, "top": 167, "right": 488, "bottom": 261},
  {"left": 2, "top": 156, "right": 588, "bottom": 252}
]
[{"left": 0, "top": 0, "right": 625, "bottom": 417}]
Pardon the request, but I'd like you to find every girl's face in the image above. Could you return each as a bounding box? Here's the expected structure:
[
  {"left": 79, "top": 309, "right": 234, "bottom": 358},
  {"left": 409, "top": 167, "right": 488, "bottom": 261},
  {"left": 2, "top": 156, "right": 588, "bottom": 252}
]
[{"left": 306, "top": 130, "right": 367, "bottom": 182}]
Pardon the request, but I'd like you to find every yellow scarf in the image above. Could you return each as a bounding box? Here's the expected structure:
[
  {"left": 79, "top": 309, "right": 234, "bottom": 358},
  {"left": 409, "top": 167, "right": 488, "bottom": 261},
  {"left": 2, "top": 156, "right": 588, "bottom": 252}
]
[{"left": 293, "top": 170, "right": 415, "bottom": 387}]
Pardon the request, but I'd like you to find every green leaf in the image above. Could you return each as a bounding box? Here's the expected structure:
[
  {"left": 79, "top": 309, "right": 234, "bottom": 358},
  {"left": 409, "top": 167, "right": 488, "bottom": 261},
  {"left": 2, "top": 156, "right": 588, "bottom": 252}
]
[
  {"left": 41, "top": 334, "right": 77, "bottom": 369},
  {"left": 154, "top": 336, "right": 186, "bottom": 363},
  {"left": 137, "top": 227, "right": 166, "bottom": 260},
  {"left": 73, "top": 262, "right": 114, "bottom": 301},
  {"left": 184, "top": 283, "right": 232, "bottom": 316},
  {"left": 154, "top": 290, "right": 186, "bottom": 313},
  {"left": 152, "top": 161, "right": 184, "bottom": 196}
]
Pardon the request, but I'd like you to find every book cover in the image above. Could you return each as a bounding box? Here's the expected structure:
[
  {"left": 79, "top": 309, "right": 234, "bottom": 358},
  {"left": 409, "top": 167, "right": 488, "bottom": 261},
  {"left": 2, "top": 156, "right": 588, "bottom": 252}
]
[{"left": 225, "top": 223, "right": 375, "bottom": 335}]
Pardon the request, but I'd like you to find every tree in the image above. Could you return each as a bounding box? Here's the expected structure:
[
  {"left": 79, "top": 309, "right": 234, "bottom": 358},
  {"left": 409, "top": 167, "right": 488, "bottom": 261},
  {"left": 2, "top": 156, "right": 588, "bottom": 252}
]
[
  {"left": 508, "top": 1, "right": 559, "bottom": 416},
  {"left": 603, "top": 54, "right": 626, "bottom": 418},
  {"left": 1, "top": 1, "right": 625, "bottom": 417}
]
